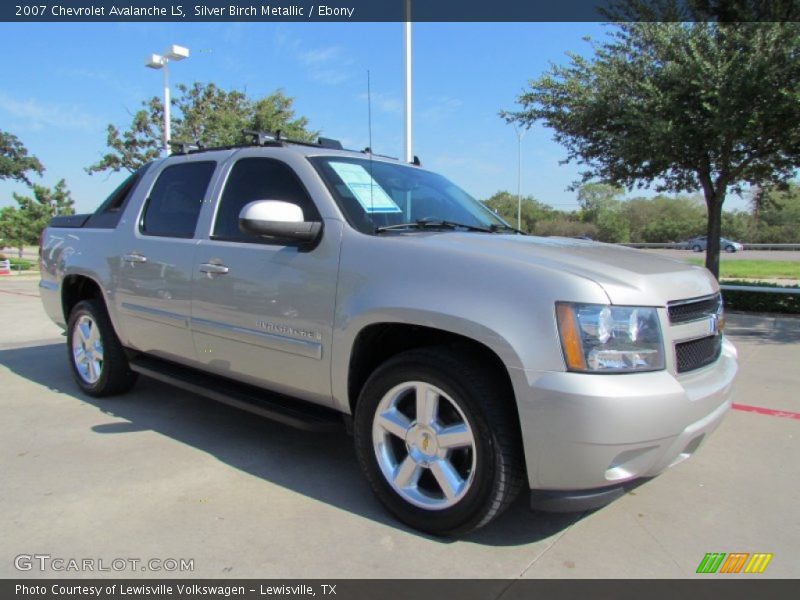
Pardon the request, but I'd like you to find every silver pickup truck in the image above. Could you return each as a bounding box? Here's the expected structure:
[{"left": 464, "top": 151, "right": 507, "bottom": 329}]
[{"left": 39, "top": 137, "right": 737, "bottom": 535}]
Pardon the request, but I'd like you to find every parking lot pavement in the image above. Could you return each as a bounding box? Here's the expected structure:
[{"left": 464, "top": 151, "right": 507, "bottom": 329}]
[{"left": 0, "top": 279, "right": 798, "bottom": 579}]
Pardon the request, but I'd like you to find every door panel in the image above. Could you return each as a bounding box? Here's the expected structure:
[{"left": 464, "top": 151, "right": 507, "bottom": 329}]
[
  {"left": 115, "top": 237, "right": 199, "bottom": 363},
  {"left": 113, "top": 160, "right": 216, "bottom": 365},
  {"left": 190, "top": 220, "right": 342, "bottom": 406}
]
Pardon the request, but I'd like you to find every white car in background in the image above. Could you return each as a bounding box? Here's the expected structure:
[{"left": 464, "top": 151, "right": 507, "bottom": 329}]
[{"left": 685, "top": 236, "right": 745, "bottom": 253}]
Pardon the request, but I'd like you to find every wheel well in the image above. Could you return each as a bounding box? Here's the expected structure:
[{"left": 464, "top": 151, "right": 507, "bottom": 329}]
[
  {"left": 61, "top": 275, "right": 103, "bottom": 321},
  {"left": 348, "top": 323, "right": 517, "bottom": 415}
]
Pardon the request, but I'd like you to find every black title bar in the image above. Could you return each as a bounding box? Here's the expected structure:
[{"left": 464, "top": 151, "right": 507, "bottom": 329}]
[{"left": 4, "top": 0, "right": 800, "bottom": 22}]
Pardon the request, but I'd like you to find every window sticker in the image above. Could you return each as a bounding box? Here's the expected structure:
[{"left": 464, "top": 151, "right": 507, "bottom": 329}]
[{"left": 329, "top": 162, "right": 402, "bottom": 213}]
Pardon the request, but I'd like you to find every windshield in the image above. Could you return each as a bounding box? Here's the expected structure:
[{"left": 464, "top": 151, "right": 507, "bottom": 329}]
[{"left": 309, "top": 156, "right": 508, "bottom": 234}]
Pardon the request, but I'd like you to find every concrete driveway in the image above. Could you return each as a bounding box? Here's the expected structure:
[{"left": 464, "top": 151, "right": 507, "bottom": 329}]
[{"left": 1, "top": 277, "right": 798, "bottom": 578}]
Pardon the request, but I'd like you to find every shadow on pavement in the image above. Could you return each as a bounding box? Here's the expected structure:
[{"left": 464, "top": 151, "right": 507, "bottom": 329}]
[
  {"left": 725, "top": 313, "right": 800, "bottom": 345},
  {"left": 0, "top": 342, "right": 586, "bottom": 547}
]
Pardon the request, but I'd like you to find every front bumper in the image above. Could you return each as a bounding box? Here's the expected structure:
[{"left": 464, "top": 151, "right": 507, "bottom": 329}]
[{"left": 511, "top": 337, "right": 737, "bottom": 510}]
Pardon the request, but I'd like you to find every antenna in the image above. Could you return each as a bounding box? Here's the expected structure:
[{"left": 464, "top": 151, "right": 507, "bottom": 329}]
[
  {"left": 367, "top": 69, "right": 374, "bottom": 213},
  {"left": 367, "top": 70, "right": 373, "bottom": 157}
]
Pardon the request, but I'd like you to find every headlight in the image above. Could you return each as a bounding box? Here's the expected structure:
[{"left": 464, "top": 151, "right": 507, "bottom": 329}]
[{"left": 556, "top": 302, "right": 665, "bottom": 373}]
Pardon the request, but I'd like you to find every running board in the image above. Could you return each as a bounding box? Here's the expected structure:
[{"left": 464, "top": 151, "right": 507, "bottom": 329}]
[{"left": 129, "top": 355, "right": 344, "bottom": 432}]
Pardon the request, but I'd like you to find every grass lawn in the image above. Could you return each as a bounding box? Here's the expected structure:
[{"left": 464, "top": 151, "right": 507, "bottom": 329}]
[{"left": 685, "top": 258, "right": 800, "bottom": 280}]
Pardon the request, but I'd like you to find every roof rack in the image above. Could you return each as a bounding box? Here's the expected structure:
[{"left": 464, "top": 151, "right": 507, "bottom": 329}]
[
  {"left": 168, "top": 141, "right": 204, "bottom": 154},
  {"left": 167, "top": 131, "right": 414, "bottom": 164},
  {"left": 318, "top": 137, "right": 343, "bottom": 150},
  {"left": 242, "top": 129, "right": 280, "bottom": 146}
]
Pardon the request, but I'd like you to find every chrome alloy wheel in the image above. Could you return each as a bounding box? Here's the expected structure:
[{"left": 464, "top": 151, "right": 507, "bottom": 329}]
[
  {"left": 71, "top": 315, "right": 104, "bottom": 384},
  {"left": 372, "top": 381, "right": 477, "bottom": 510}
]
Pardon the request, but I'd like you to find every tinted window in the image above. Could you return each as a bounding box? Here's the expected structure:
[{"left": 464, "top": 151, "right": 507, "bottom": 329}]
[
  {"left": 141, "top": 161, "right": 216, "bottom": 238},
  {"left": 213, "top": 158, "right": 318, "bottom": 241},
  {"left": 86, "top": 164, "right": 151, "bottom": 229}
]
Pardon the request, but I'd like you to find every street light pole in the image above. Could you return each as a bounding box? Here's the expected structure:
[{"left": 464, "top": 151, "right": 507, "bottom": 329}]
[
  {"left": 162, "top": 64, "right": 170, "bottom": 153},
  {"left": 403, "top": 0, "right": 412, "bottom": 164},
  {"left": 145, "top": 45, "right": 189, "bottom": 154},
  {"left": 513, "top": 123, "right": 527, "bottom": 230}
]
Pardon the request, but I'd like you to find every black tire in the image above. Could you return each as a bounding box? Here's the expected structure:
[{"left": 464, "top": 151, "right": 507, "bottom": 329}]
[
  {"left": 354, "top": 347, "right": 524, "bottom": 536},
  {"left": 692, "top": 244, "right": 702, "bottom": 252},
  {"left": 66, "top": 299, "right": 137, "bottom": 397},
  {"left": 725, "top": 245, "right": 735, "bottom": 253}
]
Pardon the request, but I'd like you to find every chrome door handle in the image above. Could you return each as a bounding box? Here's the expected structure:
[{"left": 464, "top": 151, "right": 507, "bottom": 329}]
[
  {"left": 122, "top": 253, "right": 147, "bottom": 264},
  {"left": 199, "top": 263, "right": 229, "bottom": 275}
]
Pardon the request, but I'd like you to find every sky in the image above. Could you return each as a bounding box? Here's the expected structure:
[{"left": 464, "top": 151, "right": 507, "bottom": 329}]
[{"left": 0, "top": 21, "right": 750, "bottom": 214}]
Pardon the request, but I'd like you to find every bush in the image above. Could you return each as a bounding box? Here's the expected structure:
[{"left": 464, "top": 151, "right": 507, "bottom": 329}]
[
  {"left": 722, "top": 281, "right": 799, "bottom": 314},
  {"left": 7, "top": 258, "right": 33, "bottom": 271},
  {"left": 534, "top": 218, "right": 598, "bottom": 239}
]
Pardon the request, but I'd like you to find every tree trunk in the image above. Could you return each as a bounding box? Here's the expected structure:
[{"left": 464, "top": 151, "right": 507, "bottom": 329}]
[{"left": 704, "top": 191, "right": 725, "bottom": 280}]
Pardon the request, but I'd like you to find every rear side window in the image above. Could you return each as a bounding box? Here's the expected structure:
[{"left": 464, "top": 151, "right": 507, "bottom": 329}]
[
  {"left": 212, "top": 158, "right": 319, "bottom": 242},
  {"left": 86, "top": 164, "right": 150, "bottom": 229},
  {"left": 141, "top": 161, "right": 216, "bottom": 238}
]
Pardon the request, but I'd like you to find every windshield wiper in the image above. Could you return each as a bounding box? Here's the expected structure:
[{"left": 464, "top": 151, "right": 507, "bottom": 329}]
[
  {"left": 375, "top": 219, "right": 494, "bottom": 234},
  {"left": 488, "top": 223, "right": 527, "bottom": 235}
]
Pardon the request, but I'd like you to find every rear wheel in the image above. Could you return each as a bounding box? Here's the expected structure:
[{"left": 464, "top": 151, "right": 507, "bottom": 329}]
[
  {"left": 725, "top": 245, "right": 736, "bottom": 253},
  {"left": 354, "top": 347, "right": 524, "bottom": 536},
  {"left": 67, "top": 299, "right": 137, "bottom": 397},
  {"left": 692, "top": 244, "right": 702, "bottom": 252}
]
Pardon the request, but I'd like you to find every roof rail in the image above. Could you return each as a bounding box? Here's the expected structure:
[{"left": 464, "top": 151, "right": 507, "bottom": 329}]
[
  {"left": 361, "top": 147, "right": 399, "bottom": 161},
  {"left": 167, "top": 131, "right": 410, "bottom": 162}
]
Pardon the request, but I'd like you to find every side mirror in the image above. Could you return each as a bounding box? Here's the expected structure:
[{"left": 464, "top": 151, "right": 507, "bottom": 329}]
[{"left": 238, "top": 200, "right": 322, "bottom": 244}]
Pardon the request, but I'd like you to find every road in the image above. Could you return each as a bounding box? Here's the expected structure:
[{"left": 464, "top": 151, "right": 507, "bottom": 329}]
[
  {"left": 0, "top": 277, "right": 798, "bottom": 578},
  {"left": 643, "top": 249, "right": 800, "bottom": 262}
]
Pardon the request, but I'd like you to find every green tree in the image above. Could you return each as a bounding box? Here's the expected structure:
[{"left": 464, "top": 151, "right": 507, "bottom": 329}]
[
  {"left": 751, "top": 182, "right": 800, "bottom": 243},
  {"left": 622, "top": 195, "right": 707, "bottom": 242},
  {"left": 0, "top": 180, "right": 74, "bottom": 258},
  {"left": 86, "top": 98, "right": 163, "bottom": 175},
  {"left": 482, "top": 190, "right": 555, "bottom": 233},
  {"left": 576, "top": 183, "right": 630, "bottom": 242},
  {"left": 0, "top": 130, "right": 44, "bottom": 185},
  {"left": 88, "top": 83, "right": 316, "bottom": 174},
  {"left": 503, "top": 9, "right": 800, "bottom": 277},
  {"left": 576, "top": 183, "right": 623, "bottom": 220}
]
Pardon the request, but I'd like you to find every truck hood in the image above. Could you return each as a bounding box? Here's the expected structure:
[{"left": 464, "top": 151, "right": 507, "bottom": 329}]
[{"left": 416, "top": 233, "right": 718, "bottom": 305}]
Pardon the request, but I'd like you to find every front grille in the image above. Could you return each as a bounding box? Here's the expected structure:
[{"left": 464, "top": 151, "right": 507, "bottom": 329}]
[
  {"left": 675, "top": 335, "right": 722, "bottom": 373},
  {"left": 668, "top": 293, "right": 722, "bottom": 324}
]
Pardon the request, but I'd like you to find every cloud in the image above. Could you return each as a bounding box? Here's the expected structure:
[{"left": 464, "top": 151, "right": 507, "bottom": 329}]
[
  {"left": 62, "top": 67, "right": 143, "bottom": 101},
  {"left": 298, "top": 46, "right": 341, "bottom": 66},
  {"left": 358, "top": 92, "right": 403, "bottom": 116},
  {"left": 431, "top": 154, "right": 505, "bottom": 176},
  {"left": 420, "top": 96, "right": 463, "bottom": 122},
  {"left": 275, "top": 30, "right": 352, "bottom": 85},
  {"left": 0, "top": 93, "right": 104, "bottom": 132},
  {"left": 221, "top": 22, "right": 249, "bottom": 44}
]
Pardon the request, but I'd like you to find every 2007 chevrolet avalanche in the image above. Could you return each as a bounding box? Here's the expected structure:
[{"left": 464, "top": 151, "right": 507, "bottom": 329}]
[{"left": 39, "top": 136, "right": 737, "bottom": 535}]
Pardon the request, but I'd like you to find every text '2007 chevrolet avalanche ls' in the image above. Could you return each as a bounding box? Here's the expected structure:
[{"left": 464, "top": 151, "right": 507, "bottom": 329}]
[{"left": 40, "top": 135, "right": 737, "bottom": 535}]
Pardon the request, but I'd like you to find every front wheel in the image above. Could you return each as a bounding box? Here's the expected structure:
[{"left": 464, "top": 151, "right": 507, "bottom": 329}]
[
  {"left": 354, "top": 348, "right": 524, "bottom": 536},
  {"left": 692, "top": 244, "right": 702, "bottom": 252},
  {"left": 67, "top": 299, "right": 137, "bottom": 397},
  {"left": 725, "top": 245, "right": 736, "bottom": 253}
]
